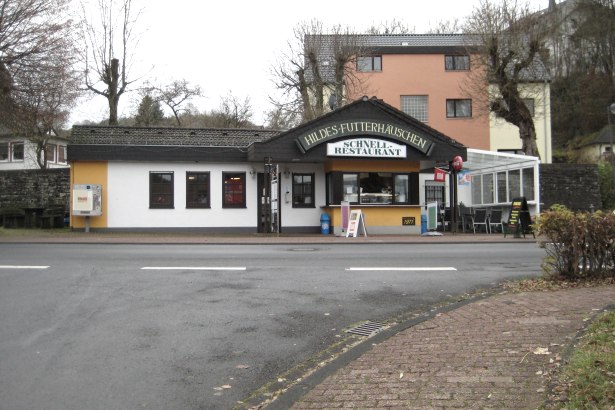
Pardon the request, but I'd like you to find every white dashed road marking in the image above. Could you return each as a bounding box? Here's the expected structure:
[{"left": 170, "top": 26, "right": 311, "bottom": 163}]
[
  {"left": 0, "top": 265, "right": 50, "bottom": 269},
  {"left": 140, "top": 266, "right": 247, "bottom": 271},
  {"left": 346, "top": 267, "right": 457, "bottom": 271}
]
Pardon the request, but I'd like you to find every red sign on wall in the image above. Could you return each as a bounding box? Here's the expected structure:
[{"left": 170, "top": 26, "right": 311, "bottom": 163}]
[{"left": 434, "top": 168, "right": 447, "bottom": 182}]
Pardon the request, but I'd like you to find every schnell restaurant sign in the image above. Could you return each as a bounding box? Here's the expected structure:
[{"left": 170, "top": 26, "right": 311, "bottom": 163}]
[{"left": 327, "top": 138, "right": 406, "bottom": 158}]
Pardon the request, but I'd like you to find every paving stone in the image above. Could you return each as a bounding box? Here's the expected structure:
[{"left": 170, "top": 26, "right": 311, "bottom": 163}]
[{"left": 291, "top": 285, "right": 615, "bottom": 409}]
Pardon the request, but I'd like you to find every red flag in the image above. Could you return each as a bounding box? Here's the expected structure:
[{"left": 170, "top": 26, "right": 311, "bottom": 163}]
[{"left": 434, "top": 168, "right": 447, "bottom": 182}]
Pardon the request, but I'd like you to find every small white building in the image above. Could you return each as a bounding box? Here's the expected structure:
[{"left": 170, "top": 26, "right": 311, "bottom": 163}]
[
  {"left": 68, "top": 97, "right": 541, "bottom": 234},
  {"left": 0, "top": 125, "right": 69, "bottom": 170}
]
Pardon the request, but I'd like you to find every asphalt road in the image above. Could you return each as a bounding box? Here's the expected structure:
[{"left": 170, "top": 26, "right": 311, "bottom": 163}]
[{"left": 0, "top": 243, "right": 545, "bottom": 409}]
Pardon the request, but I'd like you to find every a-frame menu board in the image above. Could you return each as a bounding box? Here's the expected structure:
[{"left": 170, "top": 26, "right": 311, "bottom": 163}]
[
  {"left": 506, "top": 197, "right": 534, "bottom": 238},
  {"left": 346, "top": 210, "right": 368, "bottom": 237}
]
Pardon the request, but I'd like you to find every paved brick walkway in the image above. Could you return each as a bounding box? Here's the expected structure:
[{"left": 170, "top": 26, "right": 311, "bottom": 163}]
[{"left": 290, "top": 285, "right": 615, "bottom": 409}]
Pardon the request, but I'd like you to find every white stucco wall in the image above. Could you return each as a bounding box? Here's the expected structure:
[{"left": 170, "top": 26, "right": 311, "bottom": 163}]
[
  {"left": 107, "top": 162, "right": 256, "bottom": 228},
  {"left": 276, "top": 163, "right": 327, "bottom": 229},
  {"left": 106, "top": 161, "right": 327, "bottom": 230}
]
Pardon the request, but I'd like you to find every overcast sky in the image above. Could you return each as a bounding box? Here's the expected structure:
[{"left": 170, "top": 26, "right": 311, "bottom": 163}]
[{"left": 69, "top": 0, "right": 550, "bottom": 127}]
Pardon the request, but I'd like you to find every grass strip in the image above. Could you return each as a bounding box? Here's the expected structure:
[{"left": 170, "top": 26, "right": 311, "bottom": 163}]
[{"left": 557, "top": 310, "right": 615, "bottom": 409}]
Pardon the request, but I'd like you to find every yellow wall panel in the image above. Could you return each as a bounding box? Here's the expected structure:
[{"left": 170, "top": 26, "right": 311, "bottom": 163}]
[
  {"left": 70, "top": 161, "right": 108, "bottom": 228},
  {"left": 328, "top": 206, "right": 421, "bottom": 228}
]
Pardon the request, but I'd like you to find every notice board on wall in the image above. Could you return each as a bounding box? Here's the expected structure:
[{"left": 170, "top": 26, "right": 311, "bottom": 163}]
[{"left": 72, "top": 184, "right": 102, "bottom": 216}]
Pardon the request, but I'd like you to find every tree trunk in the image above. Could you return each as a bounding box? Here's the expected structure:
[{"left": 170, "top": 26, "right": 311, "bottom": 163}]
[
  {"left": 519, "top": 119, "right": 540, "bottom": 158},
  {"left": 107, "top": 58, "right": 120, "bottom": 125}
]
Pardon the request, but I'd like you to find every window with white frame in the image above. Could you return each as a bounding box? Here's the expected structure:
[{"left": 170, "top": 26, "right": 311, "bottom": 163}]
[
  {"left": 497, "top": 171, "right": 507, "bottom": 203},
  {"left": 401, "top": 95, "right": 428, "bottom": 122},
  {"left": 472, "top": 168, "right": 535, "bottom": 205},
  {"left": 522, "top": 168, "right": 535, "bottom": 201},
  {"left": 472, "top": 175, "right": 482, "bottom": 205},
  {"left": 482, "top": 173, "right": 494, "bottom": 204},
  {"left": 508, "top": 169, "right": 520, "bottom": 200}
]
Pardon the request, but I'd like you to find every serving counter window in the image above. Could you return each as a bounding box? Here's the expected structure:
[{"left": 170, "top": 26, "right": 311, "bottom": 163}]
[{"left": 327, "top": 172, "right": 418, "bottom": 205}]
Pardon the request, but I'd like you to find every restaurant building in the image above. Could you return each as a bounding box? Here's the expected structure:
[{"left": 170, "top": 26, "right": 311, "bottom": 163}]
[{"left": 68, "top": 96, "right": 467, "bottom": 234}]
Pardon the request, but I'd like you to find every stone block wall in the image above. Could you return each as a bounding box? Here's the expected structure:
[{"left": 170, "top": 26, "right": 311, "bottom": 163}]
[
  {"left": 0, "top": 168, "right": 70, "bottom": 210},
  {"left": 540, "top": 164, "right": 602, "bottom": 211}
]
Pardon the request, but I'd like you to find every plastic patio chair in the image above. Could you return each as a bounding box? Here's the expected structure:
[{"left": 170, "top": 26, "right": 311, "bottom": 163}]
[
  {"left": 488, "top": 208, "right": 504, "bottom": 234},
  {"left": 472, "top": 208, "right": 489, "bottom": 233}
]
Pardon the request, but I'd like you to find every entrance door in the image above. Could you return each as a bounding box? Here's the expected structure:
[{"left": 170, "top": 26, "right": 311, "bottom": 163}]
[{"left": 257, "top": 173, "right": 282, "bottom": 233}]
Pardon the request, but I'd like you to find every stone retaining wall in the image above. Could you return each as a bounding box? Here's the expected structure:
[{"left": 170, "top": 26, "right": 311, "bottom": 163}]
[{"left": 540, "top": 163, "right": 602, "bottom": 211}]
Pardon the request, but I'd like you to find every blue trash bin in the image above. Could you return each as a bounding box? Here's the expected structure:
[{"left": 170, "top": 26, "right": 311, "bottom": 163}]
[
  {"left": 421, "top": 214, "right": 427, "bottom": 234},
  {"left": 320, "top": 213, "right": 330, "bottom": 235}
]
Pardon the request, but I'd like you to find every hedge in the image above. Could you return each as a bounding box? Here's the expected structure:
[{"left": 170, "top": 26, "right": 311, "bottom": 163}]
[{"left": 535, "top": 205, "right": 615, "bottom": 280}]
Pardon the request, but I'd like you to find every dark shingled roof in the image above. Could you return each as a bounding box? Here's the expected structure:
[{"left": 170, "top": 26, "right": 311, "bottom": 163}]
[
  {"left": 306, "top": 33, "right": 550, "bottom": 83},
  {"left": 70, "top": 125, "right": 281, "bottom": 147},
  {"left": 578, "top": 125, "right": 615, "bottom": 148},
  {"left": 354, "top": 34, "right": 472, "bottom": 48}
]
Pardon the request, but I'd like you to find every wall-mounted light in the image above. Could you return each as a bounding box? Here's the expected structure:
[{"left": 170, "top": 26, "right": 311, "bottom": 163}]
[
  {"left": 249, "top": 168, "right": 256, "bottom": 178},
  {"left": 283, "top": 167, "right": 290, "bottom": 178}
]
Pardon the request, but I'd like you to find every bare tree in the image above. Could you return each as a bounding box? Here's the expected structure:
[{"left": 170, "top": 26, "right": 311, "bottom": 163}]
[
  {"left": 264, "top": 107, "right": 300, "bottom": 130},
  {"left": 18, "top": 59, "right": 81, "bottom": 168},
  {"left": 367, "top": 19, "right": 414, "bottom": 35},
  {"left": 80, "top": 0, "right": 142, "bottom": 125},
  {"left": 270, "top": 20, "right": 370, "bottom": 123},
  {"left": 216, "top": 92, "right": 254, "bottom": 128},
  {"left": 0, "top": 0, "right": 80, "bottom": 168},
  {"left": 426, "top": 19, "right": 463, "bottom": 34},
  {"left": 154, "top": 80, "right": 202, "bottom": 127},
  {"left": 463, "top": 0, "right": 550, "bottom": 158}
]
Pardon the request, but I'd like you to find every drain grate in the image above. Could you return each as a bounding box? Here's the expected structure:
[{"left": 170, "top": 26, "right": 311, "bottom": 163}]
[{"left": 346, "top": 321, "right": 387, "bottom": 337}]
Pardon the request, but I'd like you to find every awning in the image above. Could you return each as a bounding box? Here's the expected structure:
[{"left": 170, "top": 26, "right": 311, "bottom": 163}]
[{"left": 463, "top": 148, "right": 540, "bottom": 173}]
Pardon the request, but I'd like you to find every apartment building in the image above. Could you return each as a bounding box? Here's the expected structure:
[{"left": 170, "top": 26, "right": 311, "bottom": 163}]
[{"left": 314, "top": 34, "right": 552, "bottom": 163}]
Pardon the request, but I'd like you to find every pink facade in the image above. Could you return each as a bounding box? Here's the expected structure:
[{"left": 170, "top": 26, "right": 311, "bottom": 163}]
[{"left": 348, "top": 53, "right": 490, "bottom": 150}]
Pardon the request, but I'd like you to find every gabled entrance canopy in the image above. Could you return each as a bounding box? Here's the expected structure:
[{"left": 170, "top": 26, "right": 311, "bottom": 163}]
[{"left": 249, "top": 96, "right": 466, "bottom": 164}]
